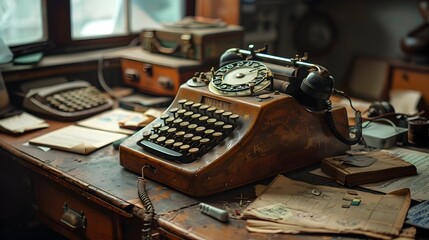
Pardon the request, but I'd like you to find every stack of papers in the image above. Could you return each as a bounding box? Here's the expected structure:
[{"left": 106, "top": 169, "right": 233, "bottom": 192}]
[
  {"left": 0, "top": 112, "right": 49, "bottom": 133},
  {"left": 77, "top": 108, "right": 162, "bottom": 134},
  {"left": 25, "top": 108, "right": 164, "bottom": 155},
  {"left": 243, "top": 175, "right": 411, "bottom": 239}
]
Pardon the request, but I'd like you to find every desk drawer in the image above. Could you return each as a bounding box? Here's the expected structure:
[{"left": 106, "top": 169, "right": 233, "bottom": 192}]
[
  {"left": 35, "top": 177, "right": 118, "bottom": 240},
  {"left": 391, "top": 67, "right": 429, "bottom": 115},
  {"left": 121, "top": 59, "right": 186, "bottom": 96}
]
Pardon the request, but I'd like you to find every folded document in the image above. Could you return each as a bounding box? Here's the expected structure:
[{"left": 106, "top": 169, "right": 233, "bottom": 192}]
[
  {"left": 0, "top": 112, "right": 48, "bottom": 133},
  {"left": 28, "top": 125, "right": 127, "bottom": 154}
]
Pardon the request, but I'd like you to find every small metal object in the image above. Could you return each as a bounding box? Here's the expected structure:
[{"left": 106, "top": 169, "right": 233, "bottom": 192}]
[
  {"left": 341, "top": 204, "right": 350, "bottom": 208},
  {"left": 199, "top": 203, "right": 229, "bottom": 222},
  {"left": 311, "top": 189, "right": 322, "bottom": 196},
  {"left": 60, "top": 202, "right": 86, "bottom": 229}
]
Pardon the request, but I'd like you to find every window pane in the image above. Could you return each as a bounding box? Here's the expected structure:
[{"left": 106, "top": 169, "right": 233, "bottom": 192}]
[
  {"left": 130, "top": 0, "right": 185, "bottom": 32},
  {"left": 71, "top": 0, "right": 127, "bottom": 39},
  {"left": 0, "top": 0, "right": 45, "bottom": 46}
]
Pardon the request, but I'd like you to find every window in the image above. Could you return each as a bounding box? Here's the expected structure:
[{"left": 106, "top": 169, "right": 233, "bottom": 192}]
[
  {"left": 130, "top": 0, "right": 186, "bottom": 33},
  {"left": 71, "top": 0, "right": 127, "bottom": 39},
  {"left": 70, "top": 0, "right": 186, "bottom": 39},
  {"left": 2, "top": 0, "right": 193, "bottom": 55},
  {"left": 0, "top": 0, "right": 46, "bottom": 46}
]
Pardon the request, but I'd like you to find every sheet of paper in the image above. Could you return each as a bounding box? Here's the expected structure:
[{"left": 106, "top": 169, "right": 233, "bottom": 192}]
[
  {"left": 78, "top": 108, "right": 151, "bottom": 134},
  {"left": 0, "top": 112, "right": 49, "bottom": 133},
  {"left": 28, "top": 125, "right": 127, "bottom": 154},
  {"left": 406, "top": 200, "right": 429, "bottom": 229},
  {"left": 243, "top": 175, "right": 411, "bottom": 239},
  {"left": 389, "top": 89, "right": 421, "bottom": 115},
  {"left": 361, "top": 148, "right": 429, "bottom": 202}
]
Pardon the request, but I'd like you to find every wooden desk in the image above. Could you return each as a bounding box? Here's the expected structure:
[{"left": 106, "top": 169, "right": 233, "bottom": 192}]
[{"left": 0, "top": 119, "right": 427, "bottom": 239}]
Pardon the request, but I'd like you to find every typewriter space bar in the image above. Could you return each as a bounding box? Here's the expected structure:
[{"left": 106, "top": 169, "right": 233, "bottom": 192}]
[{"left": 139, "top": 140, "right": 183, "bottom": 161}]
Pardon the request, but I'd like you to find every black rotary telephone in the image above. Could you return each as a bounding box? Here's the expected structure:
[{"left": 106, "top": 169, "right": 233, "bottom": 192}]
[{"left": 217, "top": 45, "right": 362, "bottom": 145}]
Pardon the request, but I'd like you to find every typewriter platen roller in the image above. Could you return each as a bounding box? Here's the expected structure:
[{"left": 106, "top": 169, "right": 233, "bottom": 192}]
[{"left": 120, "top": 46, "right": 353, "bottom": 196}]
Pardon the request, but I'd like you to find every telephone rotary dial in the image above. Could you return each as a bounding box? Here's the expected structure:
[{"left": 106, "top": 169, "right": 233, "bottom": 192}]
[{"left": 209, "top": 60, "right": 272, "bottom": 96}]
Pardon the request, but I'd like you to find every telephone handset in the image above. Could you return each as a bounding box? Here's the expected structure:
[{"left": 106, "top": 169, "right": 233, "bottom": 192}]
[
  {"left": 23, "top": 80, "right": 113, "bottom": 121},
  {"left": 217, "top": 46, "right": 362, "bottom": 145}
]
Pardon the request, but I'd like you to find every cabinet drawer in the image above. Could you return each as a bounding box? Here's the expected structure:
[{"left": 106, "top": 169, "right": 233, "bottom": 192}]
[
  {"left": 391, "top": 68, "right": 429, "bottom": 89},
  {"left": 35, "top": 177, "right": 117, "bottom": 240},
  {"left": 391, "top": 68, "right": 429, "bottom": 114},
  {"left": 121, "top": 59, "right": 193, "bottom": 96}
]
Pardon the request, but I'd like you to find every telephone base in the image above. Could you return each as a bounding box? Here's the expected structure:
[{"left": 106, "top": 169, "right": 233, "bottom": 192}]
[{"left": 119, "top": 84, "right": 350, "bottom": 196}]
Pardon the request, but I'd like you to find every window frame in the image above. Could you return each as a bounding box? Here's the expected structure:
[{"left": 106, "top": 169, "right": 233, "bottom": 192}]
[{"left": 10, "top": 0, "right": 195, "bottom": 56}]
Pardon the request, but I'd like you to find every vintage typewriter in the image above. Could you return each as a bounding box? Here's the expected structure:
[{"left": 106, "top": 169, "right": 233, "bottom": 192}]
[
  {"left": 120, "top": 46, "right": 361, "bottom": 196},
  {"left": 23, "top": 80, "right": 113, "bottom": 121}
]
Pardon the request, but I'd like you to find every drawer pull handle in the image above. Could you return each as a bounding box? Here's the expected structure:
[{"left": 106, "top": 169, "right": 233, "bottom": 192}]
[{"left": 60, "top": 202, "right": 86, "bottom": 230}]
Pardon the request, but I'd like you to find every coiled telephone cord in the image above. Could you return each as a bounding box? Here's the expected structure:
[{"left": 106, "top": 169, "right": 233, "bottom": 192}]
[
  {"left": 324, "top": 96, "right": 362, "bottom": 145},
  {"left": 137, "top": 165, "right": 156, "bottom": 240}
]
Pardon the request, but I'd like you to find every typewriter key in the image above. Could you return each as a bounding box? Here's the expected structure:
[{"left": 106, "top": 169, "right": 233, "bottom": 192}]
[
  {"left": 177, "top": 109, "right": 186, "bottom": 117},
  {"left": 165, "top": 139, "right": 175, "bottom": 147},
  {"left": 179, "top": 121, "right": 190, "bottom": 130},
  {"left": 169, "top": 107, "right": 179, "bottom": 117},
  {"left": 184, "top": 101, "right": 194, "bottom": 110},
  {"left": 199, "top": 105, "right": 209, "bottom": 114},
  {"left": 195, "top": 126, "right": 206, "bottom": 134},
  {"left": 191, "top": 103, "right": 202, "bottom": 112},
  {"left": 156, "top": 136, "right": 166, "bottom": 144},
  {"left": 173, "top": 118, "right": 183, "bottom": 126},
  {"left": 214, "top": 109, "right": 225, "bottom": 118},
  {"left": 149, "top": 134, "right": 159, "bottom": 141},
  {"left": 207, "top": 107, "right": 217, "bottom": 117},
  {"left": 180, "top": 144, "right": 190, "bottom": 152},
  {"left": 175, "top": 131, "right": 185, "bottom": 138},
  {"left": 173, "top": 141, "right": 183, "bottom": 150},
  {"left": 188, "top": 124, "right": 197, "bottom": 131},
  {"left": 178, "top": 99, "right": 187, "bottom": 108}
]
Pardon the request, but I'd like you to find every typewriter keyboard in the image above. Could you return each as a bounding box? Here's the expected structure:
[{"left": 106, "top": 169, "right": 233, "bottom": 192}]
[
  {"left": 45, "top": 86, "right": 110, "bottom": 113},
  {"left": 138, "top": 99, "right": 240, "bottom": 163}
]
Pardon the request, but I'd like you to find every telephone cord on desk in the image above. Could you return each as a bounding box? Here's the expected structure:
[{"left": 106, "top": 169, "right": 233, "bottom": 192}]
[
  {"left": 325, "top": 90, "right": 363, "bottom": 145},
  {"left": 137, "top": 165, "right": 156, "bottom": 240}
]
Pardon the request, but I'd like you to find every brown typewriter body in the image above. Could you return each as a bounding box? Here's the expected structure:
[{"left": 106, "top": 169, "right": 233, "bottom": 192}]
[{"left": 120, "top": 85, "right": 349, "bottom": 196}]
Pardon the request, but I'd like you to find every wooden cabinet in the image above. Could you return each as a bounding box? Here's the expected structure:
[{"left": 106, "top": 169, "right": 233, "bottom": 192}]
[
  {"left": 387, "top": 61, "right": 429, "bottom": 117},
  {"left": 0, "top": 145, "right": 141, "bottom": 240},
  {"left": 119, "top": 48, "right": 211, "bottom": 96}
]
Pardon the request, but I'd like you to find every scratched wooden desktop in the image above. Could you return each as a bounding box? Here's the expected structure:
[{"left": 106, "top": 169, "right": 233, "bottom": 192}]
[{"left": 0, "top": 118, "right": 426, "bottom": 239}]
